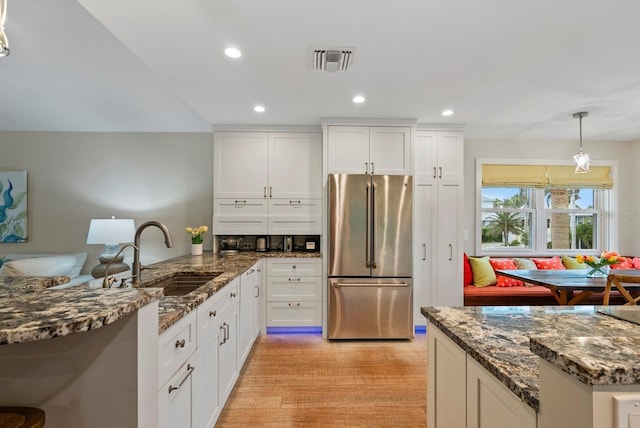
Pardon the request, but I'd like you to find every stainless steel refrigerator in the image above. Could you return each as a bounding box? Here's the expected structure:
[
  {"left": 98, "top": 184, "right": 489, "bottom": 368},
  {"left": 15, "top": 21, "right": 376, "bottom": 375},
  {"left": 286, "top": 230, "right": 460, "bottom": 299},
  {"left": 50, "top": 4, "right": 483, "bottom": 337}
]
[{"left": 327, "top": 173, "right": 413, "bottom": 339}]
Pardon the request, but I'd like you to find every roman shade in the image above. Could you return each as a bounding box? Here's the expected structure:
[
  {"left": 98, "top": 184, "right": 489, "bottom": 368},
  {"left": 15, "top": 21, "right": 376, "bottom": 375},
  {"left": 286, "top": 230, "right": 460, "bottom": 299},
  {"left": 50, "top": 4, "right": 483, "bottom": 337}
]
[
  {"left": 482, "top": 165, "right": 548, "bottom": 188},
  {"left": 482, "top": 164, "right": 613, "bottom": 189}
]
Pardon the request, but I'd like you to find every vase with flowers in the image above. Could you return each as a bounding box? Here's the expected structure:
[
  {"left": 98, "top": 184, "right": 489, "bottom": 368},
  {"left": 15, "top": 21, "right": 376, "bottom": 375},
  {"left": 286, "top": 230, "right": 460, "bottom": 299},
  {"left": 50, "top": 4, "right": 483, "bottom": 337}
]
[
  {"left": 576, "top": 251, "right": 626, "bottom": 277},
  {"left": 186, "top": 225, "right": 208, "bottom": 255}
]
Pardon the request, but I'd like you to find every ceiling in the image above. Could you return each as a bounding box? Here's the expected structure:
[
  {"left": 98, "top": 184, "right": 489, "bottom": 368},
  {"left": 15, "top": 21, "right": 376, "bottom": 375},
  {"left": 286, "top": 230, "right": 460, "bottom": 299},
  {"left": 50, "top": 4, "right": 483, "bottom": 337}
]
[{"left": 2, "top": 0, "right": 640, "bottom": 141}]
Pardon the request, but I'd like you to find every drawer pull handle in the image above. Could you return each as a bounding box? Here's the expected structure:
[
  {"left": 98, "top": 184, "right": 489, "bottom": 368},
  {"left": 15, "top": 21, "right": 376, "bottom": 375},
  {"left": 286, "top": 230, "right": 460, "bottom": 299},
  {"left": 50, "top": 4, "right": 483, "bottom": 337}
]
[
  {"left": 209, "top": 310, "right": 217, "bottom": 317},
  {"left": 255, "top": 285, "right": 260, "bottom": 298},
  {"left": 219, "top": 325, "right": 227, "bottom": 345},
  {"left": 168, "top": 364, "right": 195, "bottom": 394},
  {"left": 288, "top": 278, "right": 301, "bottom": 282},
  {"left": 288, "top": 302, "right": 301, "bottom": 307},
  {"left": 231, "top": 292, "right": 237, "bottom": 298},
  {"left": 175, "top": 339, "right": 186, "bottom": 348},
  {"left": 289, "top": 200, "right": 301, "bottom": 204},
  {"left": 234, "top": 200, "right": 246, "bottom": 204}
]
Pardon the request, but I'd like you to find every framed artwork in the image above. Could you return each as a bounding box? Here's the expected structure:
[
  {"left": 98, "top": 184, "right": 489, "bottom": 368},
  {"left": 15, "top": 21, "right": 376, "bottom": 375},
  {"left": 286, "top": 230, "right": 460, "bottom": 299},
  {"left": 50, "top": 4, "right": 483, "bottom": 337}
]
[{"left": 0, "top": 171, "right": 27, "bottom": 243}]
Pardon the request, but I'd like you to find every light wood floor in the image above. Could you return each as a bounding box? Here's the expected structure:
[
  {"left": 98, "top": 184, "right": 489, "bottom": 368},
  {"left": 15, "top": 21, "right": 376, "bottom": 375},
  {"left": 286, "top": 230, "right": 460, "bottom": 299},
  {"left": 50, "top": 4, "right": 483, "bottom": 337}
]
[{"left": 216, "top": 332, "right": 427, "bottom": 427}]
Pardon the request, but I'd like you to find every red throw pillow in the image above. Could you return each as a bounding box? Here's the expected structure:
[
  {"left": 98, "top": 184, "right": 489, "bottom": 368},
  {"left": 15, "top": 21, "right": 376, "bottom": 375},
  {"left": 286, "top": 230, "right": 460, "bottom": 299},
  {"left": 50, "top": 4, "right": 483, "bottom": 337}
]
[
  {"left": 611, "top": 259, "right": 633, "bottom": 269},
  {"left": 633, "top": 258, "right": 640, "bottom": 269},
  {"left": 463, "top": 253, "right": 473, "bottom": 286},
  {"left": 532, "top": 256, "right": 565, "bottom": 270},
  {"left": 488, "top": 258, "right": 524, "bottom": 287}
]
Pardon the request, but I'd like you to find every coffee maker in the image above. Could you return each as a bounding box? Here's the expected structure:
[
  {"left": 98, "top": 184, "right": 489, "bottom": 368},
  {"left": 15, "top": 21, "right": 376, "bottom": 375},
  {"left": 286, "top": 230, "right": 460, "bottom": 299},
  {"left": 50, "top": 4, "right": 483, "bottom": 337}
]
[{"left": 255, "top": 236, "right": 269, "bottom": 252}]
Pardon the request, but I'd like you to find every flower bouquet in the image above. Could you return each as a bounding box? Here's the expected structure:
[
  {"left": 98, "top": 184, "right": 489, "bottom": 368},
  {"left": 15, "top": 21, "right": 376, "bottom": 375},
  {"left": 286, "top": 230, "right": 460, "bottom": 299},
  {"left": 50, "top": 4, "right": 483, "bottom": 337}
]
[
  {"left": 185, "top": 225, "right": 208, "bottom": 244},
  {"left": 576, "top": 251, "right": 626, "bottom": 277}
]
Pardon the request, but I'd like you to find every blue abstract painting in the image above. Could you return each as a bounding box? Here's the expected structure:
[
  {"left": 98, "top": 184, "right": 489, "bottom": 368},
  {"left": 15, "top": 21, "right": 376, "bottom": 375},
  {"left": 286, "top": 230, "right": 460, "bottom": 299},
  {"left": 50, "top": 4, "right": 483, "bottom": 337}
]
[{"left": 0, "top": 171, "right": 27, "bottom": 243}]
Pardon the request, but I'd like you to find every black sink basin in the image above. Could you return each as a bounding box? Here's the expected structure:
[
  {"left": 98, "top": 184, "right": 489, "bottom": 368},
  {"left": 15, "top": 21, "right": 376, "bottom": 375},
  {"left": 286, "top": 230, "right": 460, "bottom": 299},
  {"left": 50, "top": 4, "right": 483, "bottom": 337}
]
[{"left": 145, "top": 273, "right": 221, "bottom": 297}]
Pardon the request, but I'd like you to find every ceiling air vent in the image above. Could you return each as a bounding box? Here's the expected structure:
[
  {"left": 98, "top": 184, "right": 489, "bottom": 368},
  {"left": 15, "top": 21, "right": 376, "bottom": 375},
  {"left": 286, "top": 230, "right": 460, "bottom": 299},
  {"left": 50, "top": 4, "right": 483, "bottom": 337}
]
[{"left": 312, "top": 48, "right": 356, "bottom": 72}]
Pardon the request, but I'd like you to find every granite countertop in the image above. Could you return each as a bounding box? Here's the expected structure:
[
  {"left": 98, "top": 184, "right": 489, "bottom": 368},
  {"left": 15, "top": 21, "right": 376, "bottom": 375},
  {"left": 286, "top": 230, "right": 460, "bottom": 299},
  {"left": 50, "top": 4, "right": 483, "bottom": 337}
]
[
  {"left": 0, "top": 250, "right": 321, "bottom": 344},
  {"left": 422, "top": 305, "right": 640, "bottom": 412}
]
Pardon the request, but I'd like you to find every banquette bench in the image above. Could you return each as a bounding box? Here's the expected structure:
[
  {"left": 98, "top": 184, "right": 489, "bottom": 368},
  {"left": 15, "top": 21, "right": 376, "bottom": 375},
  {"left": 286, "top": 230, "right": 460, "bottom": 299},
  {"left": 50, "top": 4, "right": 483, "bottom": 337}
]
[{"left": 463, "top": 254, "right": 640, "bottom": 306}]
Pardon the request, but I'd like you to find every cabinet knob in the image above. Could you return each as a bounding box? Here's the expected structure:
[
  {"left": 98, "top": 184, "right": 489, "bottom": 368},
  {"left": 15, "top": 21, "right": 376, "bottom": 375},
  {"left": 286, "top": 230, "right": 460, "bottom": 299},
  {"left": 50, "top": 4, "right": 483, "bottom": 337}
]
[
  {"left": 209, "top": 310, "right": 217, "bottom": 317},
  {"left": 292, "top": 265, "right": 296, "bottom": 269},
  {"left": 175, "top": 339, "right": 186, "bottom": 348},
  {"left": 231, "top": 292, "right": 237, "bottom": 298}
]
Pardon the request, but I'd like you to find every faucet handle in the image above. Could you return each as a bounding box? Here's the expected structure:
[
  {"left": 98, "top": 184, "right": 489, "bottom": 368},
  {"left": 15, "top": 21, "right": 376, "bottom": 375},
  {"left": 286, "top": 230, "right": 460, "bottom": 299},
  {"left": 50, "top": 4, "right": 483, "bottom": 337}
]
[{"left": 102, "top": 276, "right": 117, "bottom": 289}]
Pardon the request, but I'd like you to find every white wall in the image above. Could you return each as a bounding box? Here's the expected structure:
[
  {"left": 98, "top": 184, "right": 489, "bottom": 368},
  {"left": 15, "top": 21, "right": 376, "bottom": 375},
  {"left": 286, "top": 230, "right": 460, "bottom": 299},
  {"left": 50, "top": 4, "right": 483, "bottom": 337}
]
[
  {"left": 463, "top": 138, "right": 640, "bottom": 256},
  {"left": 0, "top": 131, "right": 213, "bottom": 273}
]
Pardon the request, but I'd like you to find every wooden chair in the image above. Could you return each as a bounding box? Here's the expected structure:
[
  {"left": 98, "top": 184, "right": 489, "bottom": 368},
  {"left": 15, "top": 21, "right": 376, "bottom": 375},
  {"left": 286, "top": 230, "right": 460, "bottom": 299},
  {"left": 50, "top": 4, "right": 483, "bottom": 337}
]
[
  {"left": 603, "top": 273, "right": 640, "bottom": 305},
  {"left": 0, "top": 407, "right": 45, "bottom": 428}
]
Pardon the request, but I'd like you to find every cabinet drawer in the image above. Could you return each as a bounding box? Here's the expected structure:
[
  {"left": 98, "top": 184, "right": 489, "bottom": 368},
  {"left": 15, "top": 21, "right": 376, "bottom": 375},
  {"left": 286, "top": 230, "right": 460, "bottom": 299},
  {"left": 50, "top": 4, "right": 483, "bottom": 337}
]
[
  {"left": 266, "top": 258, "right": 321, "bottom": 277},
  {"left": 214, "top": 198, "right": 267, "bottom": 216},
  {"left": 267, "top": 217, "right": 321, "bottom": 235},
  {"left": 159, "top": 359, "right": 195, "bottom": 428},
  {"left": 159, "top": 310, "right": 196, "bottom": 387},
  {"left": 266, "top": 302, "right": 322, "bottom": 326},
  {"left": 213, "top": 217, "right": 267, "bottom": 235},
  {"left": 267, "top": 277, "right": 321, "bottom": 301},
  {"left": 267, "top": 199, "right": 321, "bottom": 216},
  {"left": 197, "top": 278, "right": 239, "bottom": 344}
]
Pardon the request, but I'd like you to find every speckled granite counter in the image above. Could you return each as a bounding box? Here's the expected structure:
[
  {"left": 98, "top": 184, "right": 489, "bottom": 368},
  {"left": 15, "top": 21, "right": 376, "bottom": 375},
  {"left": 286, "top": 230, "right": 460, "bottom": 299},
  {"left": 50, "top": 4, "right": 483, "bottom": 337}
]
[
  {"left": 1, "top": 250, "right": 321, "bottom": 344},
  {"left": 140, "top": 251, "right": 320, "bottom": 333},
  {"left": 422, "top": 305, "right": 640, "bottom": 411}
]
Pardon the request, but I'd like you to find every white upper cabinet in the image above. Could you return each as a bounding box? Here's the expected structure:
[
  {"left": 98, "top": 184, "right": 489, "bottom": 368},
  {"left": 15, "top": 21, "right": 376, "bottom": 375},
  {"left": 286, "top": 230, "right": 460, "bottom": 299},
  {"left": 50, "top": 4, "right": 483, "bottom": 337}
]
[
  {"left": 327, "top": 125, "right": 411, "bottom": 175},
  {"left": 268, "top": 133, "right": 322, "bottom": 199},
  {"left": 214, "top": 132, "right": 269, "bottom": 199},
  {"left": 214, "top": 132, "right": 322, "bottom": 199},
  {"left": 415, "top": 131, "right": 464, "bottom": 183}
]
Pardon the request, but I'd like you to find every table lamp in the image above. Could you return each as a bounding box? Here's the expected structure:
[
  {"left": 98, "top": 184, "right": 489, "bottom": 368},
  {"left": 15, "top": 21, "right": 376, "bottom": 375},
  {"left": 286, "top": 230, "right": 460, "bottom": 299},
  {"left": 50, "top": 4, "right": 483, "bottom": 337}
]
[{"left": 86, "top": 217, "right": 136, "bottom": 278}]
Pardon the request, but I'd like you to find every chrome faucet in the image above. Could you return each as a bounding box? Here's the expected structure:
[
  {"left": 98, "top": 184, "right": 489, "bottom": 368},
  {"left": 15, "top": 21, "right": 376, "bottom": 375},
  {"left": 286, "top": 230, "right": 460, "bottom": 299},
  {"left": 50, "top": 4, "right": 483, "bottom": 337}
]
[
  {"left": 102, "top": 243, "right": 139, "bottom": 288},
  {"left": 131, "top": 221, "right": 174, "bottom": 287}
]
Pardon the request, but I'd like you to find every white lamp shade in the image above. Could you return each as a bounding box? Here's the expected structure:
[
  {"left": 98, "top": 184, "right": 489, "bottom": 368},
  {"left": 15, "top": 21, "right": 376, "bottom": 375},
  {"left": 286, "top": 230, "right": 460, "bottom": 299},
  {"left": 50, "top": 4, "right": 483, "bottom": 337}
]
[{"left": 87, "top": 218, "right": 136, "bottom": 245}]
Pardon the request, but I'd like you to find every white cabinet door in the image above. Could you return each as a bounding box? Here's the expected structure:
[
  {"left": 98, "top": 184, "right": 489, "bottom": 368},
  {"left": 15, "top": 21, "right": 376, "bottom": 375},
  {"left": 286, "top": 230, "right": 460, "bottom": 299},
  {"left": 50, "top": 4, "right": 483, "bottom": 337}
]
[
  {"left": 437, "top": 131, "right": 464, "bottom": 183},
  {"left": 428, "top": 323, "right": 466, "bottom": 428},
  {"left": 436, "top": 182, "right": 463, "bottom": 306},
  {"left": 218, "top": 304, "right": 239, "bottom": 405},
  {"left": 238, "top": 265, "right": 256, "bottom": 366},
  {"left": 253, "top": 261, "right": 263, "bottom": 337},
  {"left": 466, "top": 357, "right": 536, "bottom": 428},
  {"left": 415, "top": 131, "right": 437, "bottom": 182},
  {"left": 159, "top": 360, "right": 194, "bottom": 428},
  {"left": 214, "top": 132, "right": 269, "bottom": 198},
  {"left": 413, "top": 182, "right": 436, "bottom": 326},
  {"left": 369, "top": 126, "right": 411, "bottom": 175},
  {"left": 327, "top": 126, "right": 370, "bottom": 174},
  {"left": 269, "top": 133, "right": 322, "bottom": 198},
  {"left": 192, "top": 337, "right": 219, "bottom": 428}
]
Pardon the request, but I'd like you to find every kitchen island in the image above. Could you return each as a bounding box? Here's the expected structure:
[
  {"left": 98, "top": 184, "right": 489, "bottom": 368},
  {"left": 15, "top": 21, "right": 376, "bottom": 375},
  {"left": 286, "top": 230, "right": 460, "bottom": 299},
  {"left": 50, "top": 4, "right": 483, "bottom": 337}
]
[
  {"left": 0, "top": 250, "right": 320, "bottom": 427},
  {"left": 422, "top": 305, "right": 640, "bottom": 428}
]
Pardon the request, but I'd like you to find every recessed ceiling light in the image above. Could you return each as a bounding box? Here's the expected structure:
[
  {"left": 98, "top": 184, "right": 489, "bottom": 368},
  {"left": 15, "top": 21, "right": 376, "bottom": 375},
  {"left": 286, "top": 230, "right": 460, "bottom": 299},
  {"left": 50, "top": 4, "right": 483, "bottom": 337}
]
[
  {"left": 352, "top": 95, "right": 365, "bottom": 104},
  {"left": 254, "top": 105, "right": 265, "bottom": 113},
  {"left": 442, "top": 109, "right": 454, "bottom": 116},
  {"left": 224, "top": 47, "right": 242, "bottom": 58}
]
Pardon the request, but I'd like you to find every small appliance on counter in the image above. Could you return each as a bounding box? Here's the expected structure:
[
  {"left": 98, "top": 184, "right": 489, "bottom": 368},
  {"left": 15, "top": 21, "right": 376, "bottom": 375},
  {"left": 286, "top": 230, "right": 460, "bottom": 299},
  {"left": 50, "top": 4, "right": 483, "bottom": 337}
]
[
  {"left": 255, "top": 236, "right": 269, "bottom": 252},
  {"left": 304, "top": 237, "right": 319, "bottom": 252},
  {"left": 219, "top": 237, "right": 240, "bottom": 253},
  {"left": 283, "top": 235, "right": 293, "bottom": 252}
]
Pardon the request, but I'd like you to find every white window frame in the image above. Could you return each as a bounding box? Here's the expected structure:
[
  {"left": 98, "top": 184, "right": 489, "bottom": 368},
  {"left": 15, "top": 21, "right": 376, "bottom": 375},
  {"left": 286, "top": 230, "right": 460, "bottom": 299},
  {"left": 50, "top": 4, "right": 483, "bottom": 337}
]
[{"left": 476, "top": 158, "right": 618, "bottom": 257}]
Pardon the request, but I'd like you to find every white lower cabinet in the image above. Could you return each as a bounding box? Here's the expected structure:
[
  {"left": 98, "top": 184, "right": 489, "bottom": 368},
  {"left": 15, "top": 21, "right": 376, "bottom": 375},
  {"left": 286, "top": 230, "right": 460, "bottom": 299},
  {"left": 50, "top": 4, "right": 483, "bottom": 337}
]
[
  {"left": 239, "top": 260, "right": 262, "bottom": 366},
  {"left": 427, "top": 322, "right": 536, "bottom": 428},
  {"left": 158, "top": 310, "right": 197, "bottom": 428},
  {"left": 265, "top": 258, "right": 322, "bottom": 327}
]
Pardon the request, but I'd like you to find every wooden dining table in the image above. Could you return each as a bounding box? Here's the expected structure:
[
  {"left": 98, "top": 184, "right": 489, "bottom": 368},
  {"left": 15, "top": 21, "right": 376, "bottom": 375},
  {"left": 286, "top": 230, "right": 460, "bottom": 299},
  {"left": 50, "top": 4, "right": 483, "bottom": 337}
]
[{"left": 495, "top": 269, "right": 640, "bottom": 305}]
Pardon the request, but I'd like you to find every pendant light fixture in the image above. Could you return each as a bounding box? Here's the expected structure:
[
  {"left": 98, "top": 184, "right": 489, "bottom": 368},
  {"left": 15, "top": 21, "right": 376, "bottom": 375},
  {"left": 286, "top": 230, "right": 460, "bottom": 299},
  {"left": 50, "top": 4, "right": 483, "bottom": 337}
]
[
  {"left": 573, "top": 111, "right": 590, "bottom": 173},
  {"left": 0, "top": 0, "right": 9, "bottom": 57}
]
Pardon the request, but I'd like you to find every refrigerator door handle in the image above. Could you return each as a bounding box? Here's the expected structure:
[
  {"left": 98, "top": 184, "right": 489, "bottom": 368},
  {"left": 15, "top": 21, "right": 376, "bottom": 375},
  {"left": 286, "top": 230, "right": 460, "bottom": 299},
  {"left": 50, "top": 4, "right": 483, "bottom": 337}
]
[
  {"left": 365, "top": 181, "right": 371, "bottom": 268},
  {"left": 370, "top": 182, "right": 377, "bottom": 269},
  {"left": 332, "top": 281, "right": 410, "bottom": 288}
]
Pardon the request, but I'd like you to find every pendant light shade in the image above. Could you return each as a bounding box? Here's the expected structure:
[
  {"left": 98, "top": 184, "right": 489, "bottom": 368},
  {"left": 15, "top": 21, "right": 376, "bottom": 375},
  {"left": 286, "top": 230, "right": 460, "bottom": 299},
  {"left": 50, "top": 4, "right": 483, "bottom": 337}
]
[
  {"left": 573, "top": 111, "right": 590, "bottom": 174},
  {"left": 0, "top": 0, "right": 9, "bottom": 57}
]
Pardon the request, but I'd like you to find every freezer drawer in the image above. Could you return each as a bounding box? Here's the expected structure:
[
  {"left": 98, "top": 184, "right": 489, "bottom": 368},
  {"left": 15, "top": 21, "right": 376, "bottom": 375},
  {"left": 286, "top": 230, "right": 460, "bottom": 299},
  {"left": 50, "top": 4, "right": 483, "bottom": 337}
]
[{"left": 328, "top": 278, "right": 413, "bottom": 339}]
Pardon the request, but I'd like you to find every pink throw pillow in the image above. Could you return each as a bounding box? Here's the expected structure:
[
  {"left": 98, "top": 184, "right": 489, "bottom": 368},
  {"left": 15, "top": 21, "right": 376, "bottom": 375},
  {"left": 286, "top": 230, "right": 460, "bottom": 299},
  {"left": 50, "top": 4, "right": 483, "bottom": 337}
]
[
  {"left": 463, "top": 253, "right": 473, "bottom": 286},
  {"left": 532, "top": 256, "right": 565, "bottom": 270},
  {"left": 488, "top": 258, "right": 524, "bottom": 287},
  {"left": 611, "top": 259, "right": 633, "bottom": 269}
]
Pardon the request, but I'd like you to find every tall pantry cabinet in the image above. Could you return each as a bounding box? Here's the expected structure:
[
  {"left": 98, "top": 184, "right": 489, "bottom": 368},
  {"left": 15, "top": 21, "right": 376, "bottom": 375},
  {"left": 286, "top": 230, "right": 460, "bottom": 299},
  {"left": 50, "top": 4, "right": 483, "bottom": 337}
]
[{"left": 413, "top": 130, "right": 464, "bottom": 325}]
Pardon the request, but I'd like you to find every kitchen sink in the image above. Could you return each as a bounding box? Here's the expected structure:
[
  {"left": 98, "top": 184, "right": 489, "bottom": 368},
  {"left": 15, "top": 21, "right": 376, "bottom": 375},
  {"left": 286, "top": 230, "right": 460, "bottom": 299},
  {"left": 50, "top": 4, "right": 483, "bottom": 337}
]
[{"left": 144, "top": 272, "right": 221, "bottom": 297}]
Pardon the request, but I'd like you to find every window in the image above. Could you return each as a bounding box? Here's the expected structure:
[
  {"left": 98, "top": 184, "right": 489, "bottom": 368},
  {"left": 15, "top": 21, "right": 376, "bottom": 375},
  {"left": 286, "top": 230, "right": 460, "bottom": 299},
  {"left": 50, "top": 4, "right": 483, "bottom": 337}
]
[{"left": 478, "top": 162, "right": 614, "bottom": 255}]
